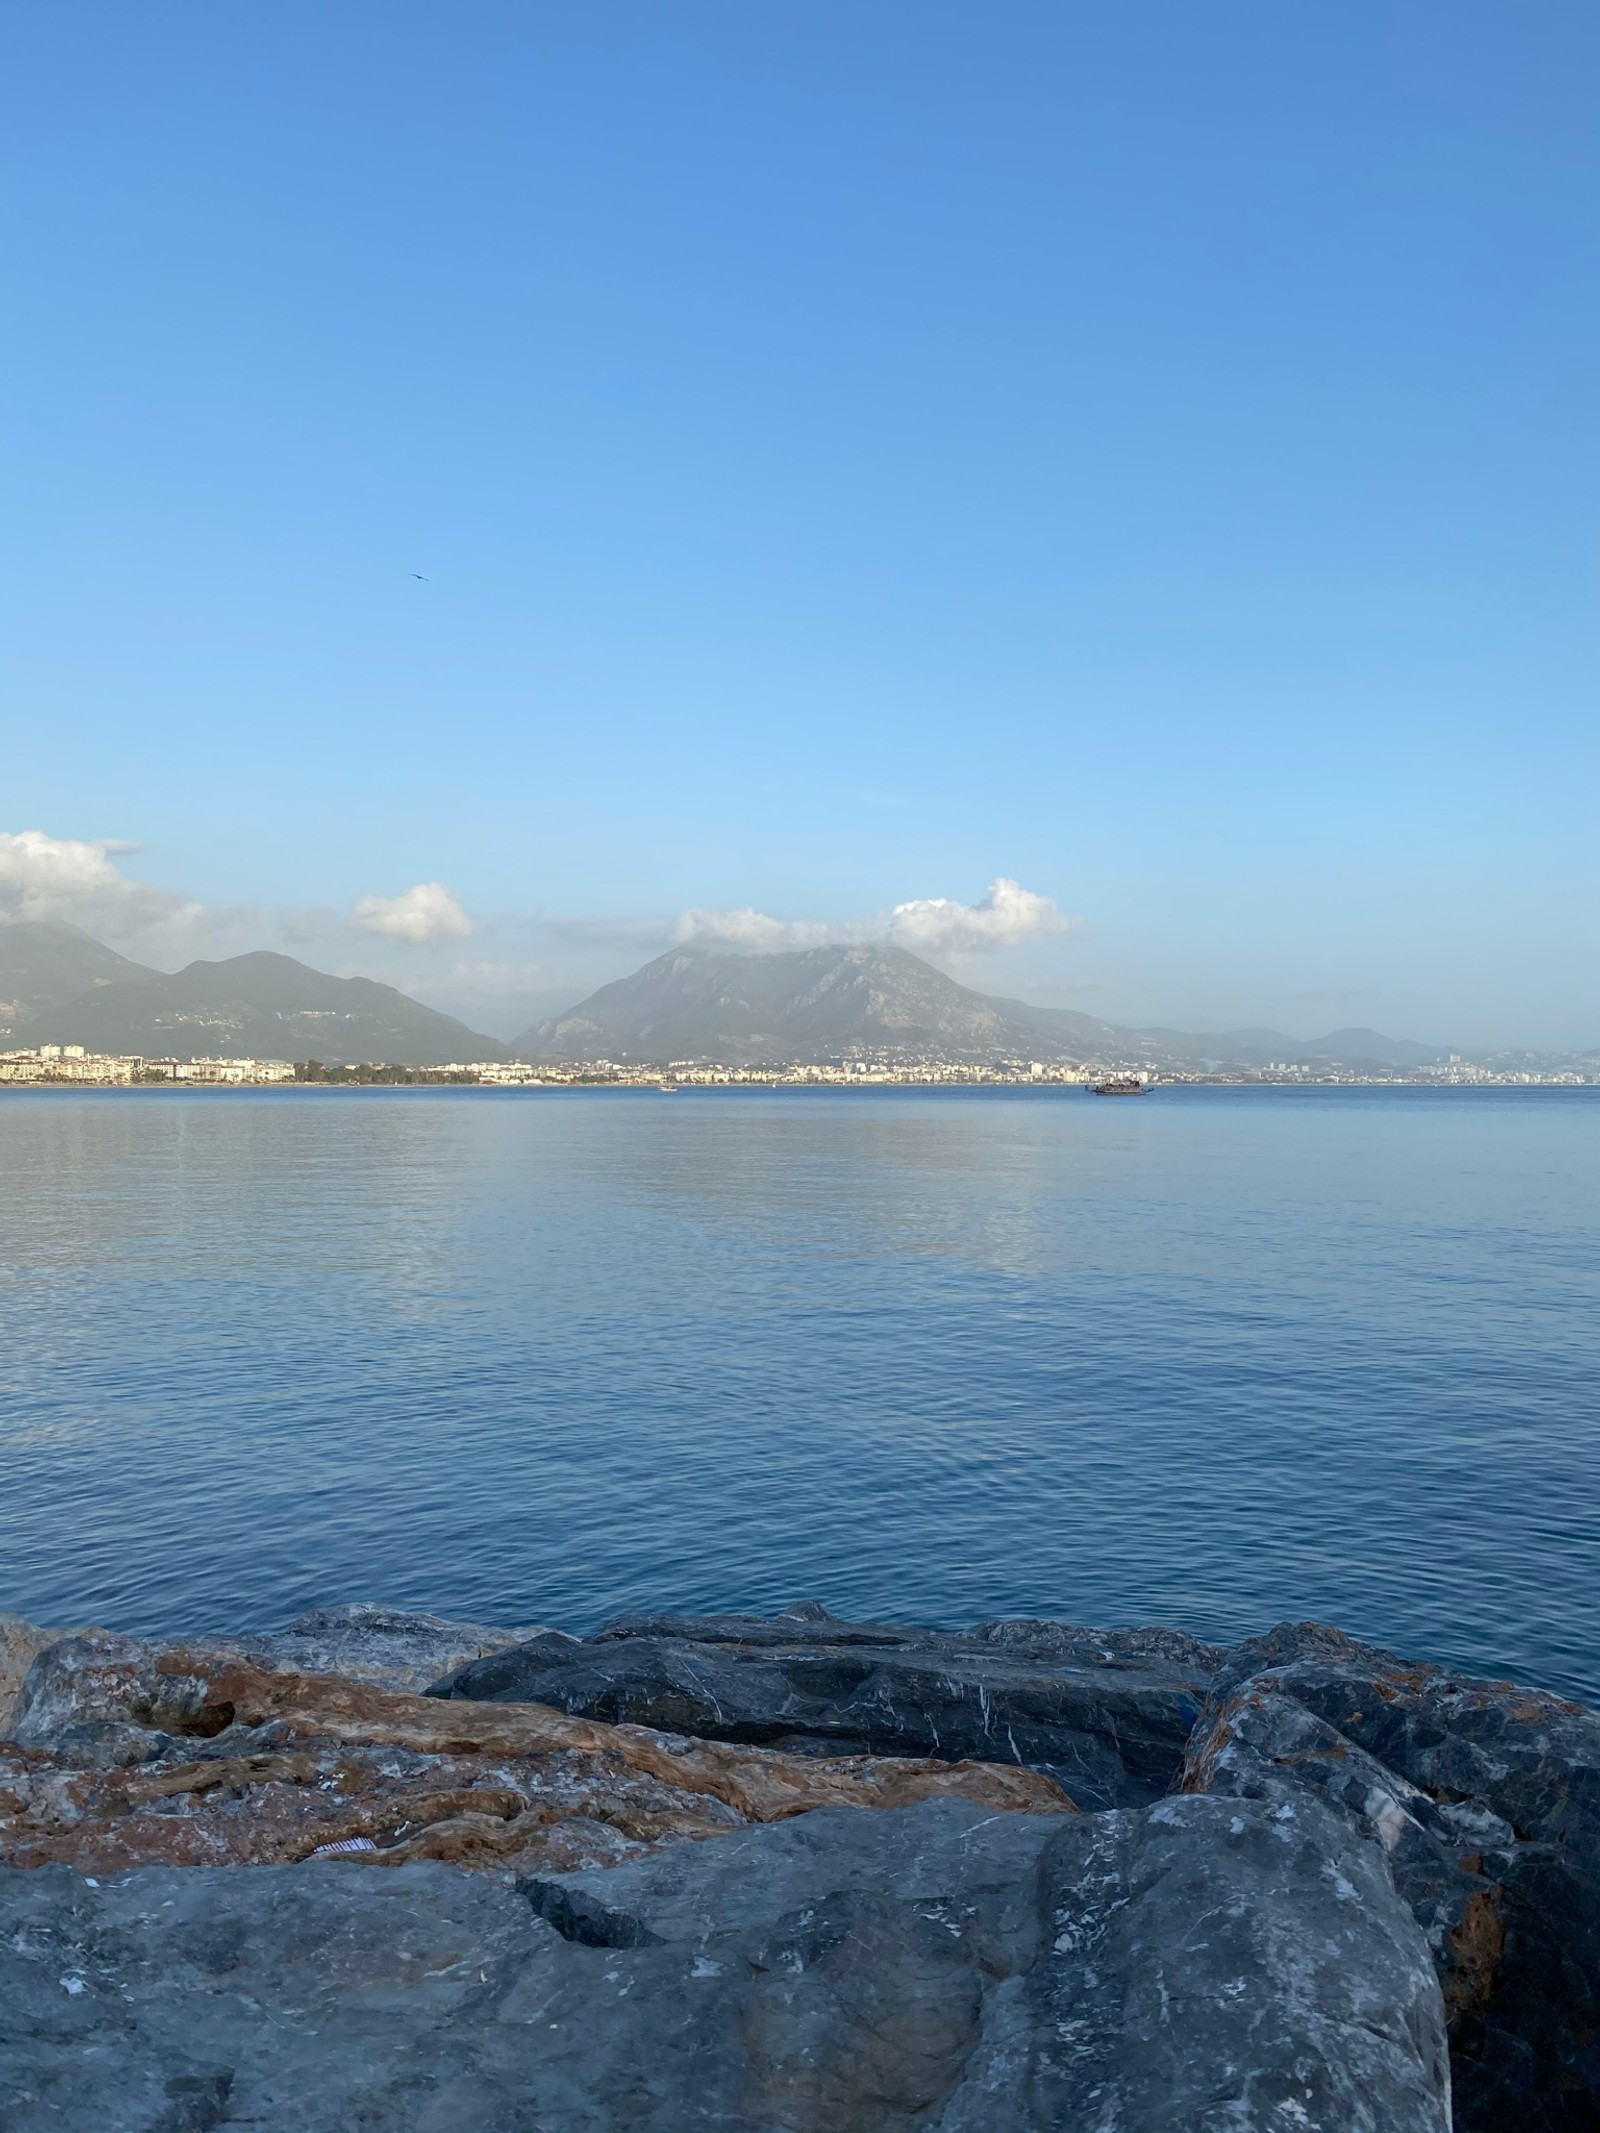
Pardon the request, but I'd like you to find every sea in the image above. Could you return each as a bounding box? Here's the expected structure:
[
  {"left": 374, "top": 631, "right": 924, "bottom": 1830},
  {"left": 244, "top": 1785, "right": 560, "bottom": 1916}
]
[{"left": 2, "top": 1085, "right": 1597, "bottom": 1702}]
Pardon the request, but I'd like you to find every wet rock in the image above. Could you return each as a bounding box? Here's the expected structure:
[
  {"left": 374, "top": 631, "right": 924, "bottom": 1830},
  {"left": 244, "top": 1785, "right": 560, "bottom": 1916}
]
[
  {"left": 1193, "top": 1622, "right": 1600, "bottom": 2131},
  {"left": 0, "top": 1794, "right": 1451, "bottom": 2132},
  {"left": 429, "top": 1606, "right": 1213, "bottom": 1809}
]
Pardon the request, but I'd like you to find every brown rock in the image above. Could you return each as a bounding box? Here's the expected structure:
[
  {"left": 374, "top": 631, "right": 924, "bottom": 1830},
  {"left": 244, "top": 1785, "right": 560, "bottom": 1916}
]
[{"left": 0, "top": 1642, "right": 1074, "bottom": 1880}]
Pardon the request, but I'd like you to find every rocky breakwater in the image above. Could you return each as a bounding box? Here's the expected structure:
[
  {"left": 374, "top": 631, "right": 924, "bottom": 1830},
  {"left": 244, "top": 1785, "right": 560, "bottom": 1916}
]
[{"left": 0, "top": 1602, "right": 1593, "bottom": 2131}]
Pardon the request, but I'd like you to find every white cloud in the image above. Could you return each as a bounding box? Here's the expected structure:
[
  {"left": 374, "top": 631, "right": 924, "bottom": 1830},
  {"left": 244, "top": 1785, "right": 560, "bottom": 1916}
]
[
  {"left": 671, "top": 878, "right": 1074, "bottom": 959},
  {"left": 672, "top": 906, "right": 849, "bottom": 951},
  {"left": 0, "top": 828, "right": 203, "bottom": 937},
  {"left": 886, "top": 877, "right": 1073, "bottom": 955},
  {"left": 0, "top": 835, "right": 1066, "bottom": 1003},
  {"left": 351, "top": 882, "right": 473, "bottom": 944}
]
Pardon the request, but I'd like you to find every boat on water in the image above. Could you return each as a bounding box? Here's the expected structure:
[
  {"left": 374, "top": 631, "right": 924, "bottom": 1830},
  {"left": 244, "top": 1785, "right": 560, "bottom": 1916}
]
[{"left": 1092, "top": 1076, "right": 1147, "bottom": 1096}]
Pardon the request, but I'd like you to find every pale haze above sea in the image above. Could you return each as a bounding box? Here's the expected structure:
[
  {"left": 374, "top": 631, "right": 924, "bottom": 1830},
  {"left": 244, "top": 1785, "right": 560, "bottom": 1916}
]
[{"left": 3, "top": 1086, "right": 1596, "bottom": 1701}]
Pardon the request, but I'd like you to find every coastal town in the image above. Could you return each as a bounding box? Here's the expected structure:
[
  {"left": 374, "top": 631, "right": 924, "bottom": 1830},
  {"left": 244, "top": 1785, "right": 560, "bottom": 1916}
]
[{"left": 1, "top": 1042, "right": 1594, "bottom": 1090}]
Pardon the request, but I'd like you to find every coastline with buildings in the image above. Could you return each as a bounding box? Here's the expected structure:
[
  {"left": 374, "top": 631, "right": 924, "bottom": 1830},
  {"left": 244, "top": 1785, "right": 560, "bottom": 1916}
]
[
  {"left": 7, "top": 928, "right": 1594, "bottom": 1093},
  {"left": 2, "top": 1043, "right": 1595, "bottom": 1091}
]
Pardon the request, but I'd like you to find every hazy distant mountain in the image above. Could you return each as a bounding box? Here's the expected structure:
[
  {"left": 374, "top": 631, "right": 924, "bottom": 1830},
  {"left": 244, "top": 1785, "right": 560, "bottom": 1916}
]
[
  {"left": 518, "top": 944, "right": 1050, "bottom": 1064},
  {"left": 0, "top": 918, "right": 159, "bottom": 1040},
  {"left": 1296, "top": 1027, "right": 1442, "bottom": 1068},
  {"left": 25, "top": 951, "right": 509, "bottom": 1066},
  {"left": 1083, "top": 1020, "right": 1444, "bottom": 1071},
  {"left": 516, "top": 943, "right": 1444, "bottom": 1071},
  {"left": 6, "top": 924, "right": 1444, "bottom": 1073}
]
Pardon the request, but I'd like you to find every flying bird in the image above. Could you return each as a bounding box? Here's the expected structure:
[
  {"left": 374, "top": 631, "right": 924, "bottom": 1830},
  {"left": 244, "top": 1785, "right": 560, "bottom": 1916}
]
[{"left": 409, "top": 572, "right": 428, "bottom": 581}]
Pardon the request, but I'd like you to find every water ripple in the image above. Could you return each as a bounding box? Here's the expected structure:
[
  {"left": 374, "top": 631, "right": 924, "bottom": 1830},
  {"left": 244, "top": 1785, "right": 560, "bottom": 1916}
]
[{"left": 2, "top": 1085, "right": 1597, "bottom": 1699}]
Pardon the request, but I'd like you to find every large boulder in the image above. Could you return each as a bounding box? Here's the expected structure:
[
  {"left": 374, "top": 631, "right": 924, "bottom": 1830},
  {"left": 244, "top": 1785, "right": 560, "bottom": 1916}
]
[
  {"left": 1188, "top": 1622, "right": 1600, "bottom": 2131},
  {"left": 0, "top": 1793, "right": 1450, "bottom": 2132},
  {"left": 428, "top": 1605, "right": 1218, "bottom": 1810},
  {"left": 944, "top": 1791, "right": 1451, "bottom": 2131}
]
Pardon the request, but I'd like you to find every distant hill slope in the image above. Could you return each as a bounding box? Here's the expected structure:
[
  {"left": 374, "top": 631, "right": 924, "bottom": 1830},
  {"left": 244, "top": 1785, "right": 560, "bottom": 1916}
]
[
  {"left": 25, "top": 951, "right": 509, "bottom": 1066},
  {"left": 515, "top": 944, "right": 1442, "bottom": 1070},
  {"left": 1010, "top": 1009, "right": 1444, "bottom": 1072},
  {"left": 0, "top": 918, "right": 159, "bottom": 1041}
]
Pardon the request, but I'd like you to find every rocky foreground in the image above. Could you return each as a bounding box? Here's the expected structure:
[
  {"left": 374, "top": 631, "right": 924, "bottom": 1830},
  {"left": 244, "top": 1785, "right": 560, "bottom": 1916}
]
[{"left": 2, "top": 1604, "right": 1596, "bottom": 2131}]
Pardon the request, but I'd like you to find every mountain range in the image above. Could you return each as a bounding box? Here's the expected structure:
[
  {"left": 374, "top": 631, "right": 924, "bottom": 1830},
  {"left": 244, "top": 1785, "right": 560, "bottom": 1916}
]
[
  {"left": 1, "top": 918, "right": 1450, "bottom": 1072},
  {"left": 1, "top": 920, "right": 508, "bottom": 1066},
  {"left": 519, "top": 943, "right": 1444, "bottom": 1070}
]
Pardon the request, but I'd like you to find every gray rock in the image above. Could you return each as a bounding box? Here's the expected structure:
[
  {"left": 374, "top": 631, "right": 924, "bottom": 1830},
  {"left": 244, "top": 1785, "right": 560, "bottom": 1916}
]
[
  {"left": 1183, "top": 1680, "right": 1508, "bottom": 2015},
  {"left": 429, "top": 1607, "right": 1214, "bottom": 1810},
  {"left": 0, "top": 1793, "right": 1451, "bottom": 2131},
  {"left": 245, "top": 1603, "right": 562, "bottom": 1692},
  {"left": 1194, "top": 1623, "right": 1600, "bottom": 2131},
  {"left": 988, "top": 1792, "right": 1451, "bottom": 2132},
  {"left": 0, "top": 1856, "right": 556, "bottom": 2133},
  {"left": 9, "top": 1630, "right": 173, "bottom": 1758},
  {"left": 0, "top": 1615, "right": 97, "bottom": 1739},
  {"left": 0, "top": 1802, "right": 1062, "bottom": 2132},
  {"left": 960, "top": 1617, "right": 1228, "bottom": 1674}
]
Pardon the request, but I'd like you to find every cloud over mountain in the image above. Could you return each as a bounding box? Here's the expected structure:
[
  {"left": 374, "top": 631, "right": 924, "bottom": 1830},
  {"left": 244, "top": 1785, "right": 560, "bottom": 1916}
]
[
  {"left": 2, "top": 831, "right": 1079, "bottom": 1042},
  {"left": 0, "top": 829, "right": 203, "bottom": 938},
  {"left": 886, "top": 878, "right": 1072, "bottom": 954},
  {"left": 672, "top": 906, "right": 843, "bottom": 951},
  {"left": 671, "top": 878, "right": 1073, "bottom": 959},
  {"left": 352, "top": 882, "right": 473, "bottom": 943}
]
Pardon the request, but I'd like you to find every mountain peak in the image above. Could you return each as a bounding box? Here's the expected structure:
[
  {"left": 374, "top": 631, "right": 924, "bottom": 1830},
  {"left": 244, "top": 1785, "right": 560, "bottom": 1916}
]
[
  {"left": 519, "top": 942, "right": 1046, "bottom": 1064},
  {"left": 515, "top": 945, "right": 1442, "bottom": 1072}
]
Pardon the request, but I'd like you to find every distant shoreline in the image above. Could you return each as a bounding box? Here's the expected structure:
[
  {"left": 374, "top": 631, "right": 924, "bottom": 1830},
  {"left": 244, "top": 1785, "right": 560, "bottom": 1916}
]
[{"left": 4, "top": 1078, "right": 1596, "bottom": 1096}]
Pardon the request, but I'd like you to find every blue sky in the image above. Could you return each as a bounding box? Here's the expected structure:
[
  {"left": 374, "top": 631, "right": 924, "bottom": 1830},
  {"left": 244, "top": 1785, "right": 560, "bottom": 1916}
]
[{"left": 2, "top": 1, "right": 1595, "bottom": 1044}]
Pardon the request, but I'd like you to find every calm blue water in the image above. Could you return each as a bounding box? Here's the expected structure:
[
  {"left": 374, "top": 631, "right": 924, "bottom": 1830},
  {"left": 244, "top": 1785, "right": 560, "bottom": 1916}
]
[{"left": 2, "top": 1086, "right": 1597, "bottom": 1701}]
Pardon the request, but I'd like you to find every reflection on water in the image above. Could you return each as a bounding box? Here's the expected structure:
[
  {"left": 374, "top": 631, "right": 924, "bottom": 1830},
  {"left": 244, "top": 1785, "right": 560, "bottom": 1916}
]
[{"left": 2, "top": 1086, "right": 1597, "bottom": 1699}]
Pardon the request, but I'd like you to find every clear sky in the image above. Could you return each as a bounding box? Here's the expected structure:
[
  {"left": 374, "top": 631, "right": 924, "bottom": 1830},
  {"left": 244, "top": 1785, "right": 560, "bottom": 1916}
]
[{"left": 2, "top": 2, "right": 1595, "bottom": 1046}]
